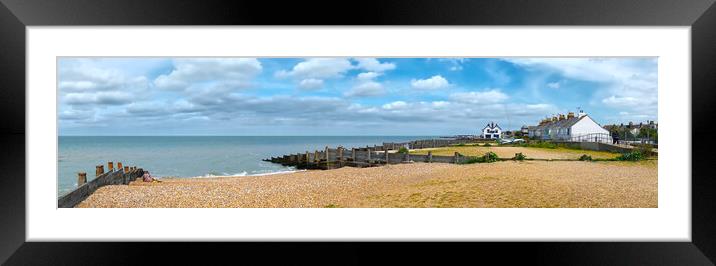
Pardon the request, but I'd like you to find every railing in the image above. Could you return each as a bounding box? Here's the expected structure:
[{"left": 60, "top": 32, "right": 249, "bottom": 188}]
[{"left": 550, "top": 133, "right": 612, "bottom": 143}]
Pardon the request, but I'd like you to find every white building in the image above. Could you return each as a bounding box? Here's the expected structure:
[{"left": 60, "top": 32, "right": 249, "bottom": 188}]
[
  {"left": 528, "top": 111, "right": 611, "bottom": 143},
  {"left": 482, "top": 122, "right": 502, "bottom": 139}
]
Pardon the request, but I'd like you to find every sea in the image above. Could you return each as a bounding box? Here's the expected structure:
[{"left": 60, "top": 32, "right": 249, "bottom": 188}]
[{"left": 58, "top": 136, "right": 433, "bottom": 196}]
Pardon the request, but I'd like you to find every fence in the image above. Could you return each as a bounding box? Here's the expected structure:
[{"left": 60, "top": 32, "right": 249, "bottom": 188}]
[{"left": 58, "top": 161, "right": 145, "bottom": 208}]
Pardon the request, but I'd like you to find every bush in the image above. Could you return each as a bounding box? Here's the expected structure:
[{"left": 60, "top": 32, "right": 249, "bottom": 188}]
[
  {"left": 398, "top": 147, "right": 409, "bottom": 154},
  {"left": 578, "top": 154, "right": 593, "bottom": 161},
  {"left": 483, "top": 143, "right": 492, "bottom": 147},
  {"left": 462, "top": 157, "right": 484, "bottom": 164},
  {"left": 632, "top": 145, "right": 656, "bottom": 157},
  {"left": 461, "top": 152, "right": 500, "bottom": 164},
  {"left": 513, "top": 152, "right": 526, "bottom": 161},
  {"left": 616, "top": 151, "right": 644, "bottom": 161},
  {"left": 482, "top": 151, "right": 499, "bottom": 163}
]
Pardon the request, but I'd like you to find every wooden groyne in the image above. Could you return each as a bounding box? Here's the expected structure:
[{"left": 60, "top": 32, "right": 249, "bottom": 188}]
[
  {"left": 58, "top": 161, "right": 146, "bottom": 208},
  {"left": 264, "top": 139, "right": 479, "bottom": 170}
]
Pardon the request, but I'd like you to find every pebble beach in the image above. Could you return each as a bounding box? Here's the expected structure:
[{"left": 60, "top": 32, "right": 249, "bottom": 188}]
[{"left": 77, "top": 160, "right": 657, "bottom": 208}]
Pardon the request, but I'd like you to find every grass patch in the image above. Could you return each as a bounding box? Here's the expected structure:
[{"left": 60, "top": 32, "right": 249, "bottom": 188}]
[
  {"left": 398, "top": 147, "right": 409, "bottom": 154},
  {"left": 324, "top": 204, "right": 340, "bottom": 208},
  {"left": 513, "top": 152, "right": 526, "bottom": 161},
  {"left": 615, "top": 151, "right": 645, "bottom": 161}
]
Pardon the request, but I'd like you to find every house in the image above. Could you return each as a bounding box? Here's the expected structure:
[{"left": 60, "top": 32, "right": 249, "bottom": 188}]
[
  {"left": 527, "top": 111, "right": 611, "bottom": 143},
  {"left": 482, "top": 122, "right": 502, "bottom": 139},
  {"left": 520, "top": 125, "right": 529, "bottom": 135}
]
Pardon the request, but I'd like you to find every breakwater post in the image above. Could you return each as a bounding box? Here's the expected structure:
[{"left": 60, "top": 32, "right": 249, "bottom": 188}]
[
  {"left": 77, "top": 172, "right": 87, "bottom": 186},
  {"left": 264, "top": 138, "right": 480, "bottom": 170},
  {"left": 59, "top": 162, "right": 147, "bottom": 208}
]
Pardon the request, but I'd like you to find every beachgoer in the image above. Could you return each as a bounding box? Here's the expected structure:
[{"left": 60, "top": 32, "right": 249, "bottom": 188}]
[
  {"left": 143, "top": 171, "right": 153, "bottom": 182},
  {"left": 612, "top": 133, "right": 620, "bottom": 144}
]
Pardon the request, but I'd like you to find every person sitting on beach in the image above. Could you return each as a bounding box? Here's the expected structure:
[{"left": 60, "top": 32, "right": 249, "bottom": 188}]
[{"left": 142, "top": 171, "right": 161, "bottom": 183}]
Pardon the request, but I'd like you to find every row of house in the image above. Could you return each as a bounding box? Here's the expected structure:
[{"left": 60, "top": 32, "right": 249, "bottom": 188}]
[
  {"left": 526, "top": 111, "right": 611, "bottom": 142},
  {"left": 479, "top": 111, "right": 655, "bottom": 144}
]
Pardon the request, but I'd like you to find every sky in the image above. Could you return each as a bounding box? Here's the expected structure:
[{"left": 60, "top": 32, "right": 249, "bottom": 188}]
[{"left": 58, "top": 57, "right": 657, "bottom": 136}]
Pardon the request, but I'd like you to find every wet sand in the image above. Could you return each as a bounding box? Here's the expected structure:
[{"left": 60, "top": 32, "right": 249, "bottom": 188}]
[{"left": 77, "top": 160, "right": 657, "bottom": 208}]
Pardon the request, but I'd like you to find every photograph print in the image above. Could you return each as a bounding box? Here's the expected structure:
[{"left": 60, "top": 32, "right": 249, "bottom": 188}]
[{"left": 57, "top": 57, "right": 658, "bottom": 208}]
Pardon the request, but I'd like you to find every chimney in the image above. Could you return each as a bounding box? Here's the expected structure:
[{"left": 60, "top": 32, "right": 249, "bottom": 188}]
[
  {"left": 578, "top": 110, "right": 586, "bottom": 118},
  {"left": 558, "top": 114, "right": 565, "bottom": 120},
  {"left": 567, "top": 112, "right": 575, "bottom": 119}
]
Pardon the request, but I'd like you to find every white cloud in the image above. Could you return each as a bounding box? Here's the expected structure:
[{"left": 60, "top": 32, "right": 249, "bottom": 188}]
[
  {"left": 59, "top": 109, "right": 95, "bottom": 120},
  {"left": 298, "top": 78, "right": 324, "bottom": 90},
  {"left": 154, "top": 58, "right": 262, "bottom": 90},
  {"left": 64, "top": 91, "right": 133, "bottom": 105},
  {"left": 382, "top": 101, "right": 408, "bottom": 110},
  {"left": 275, "top": 58, "right": 353, "bottom": 79},
  {"left": 602, "top": 95, "right": 641, "bottom": 106},
  {"left": 449, "top": 89, "right": 509, "bottom": 104},
  {"left": 345, "top": 82, "right": 384, "bottom": 97},
  {"left": 355, "top": 58, "right": 396, "bottom": 72},
  {"left": 547, "top": 82, "right": 560, "bottom": 89},
  {"left": 357, "top": 72, "right": 382, "bottom": 80},
  {"left": 345, "top": 70, "right": 388, "bottom": 97},
  {"left": 431, "top": 101, "right": 450, "bottom": 108},
  {"left": 411, "top": 75, "right": 450, "bottom": 90},
  {"left": 504, "top": 58, "right": 657, "bottom": 119}
]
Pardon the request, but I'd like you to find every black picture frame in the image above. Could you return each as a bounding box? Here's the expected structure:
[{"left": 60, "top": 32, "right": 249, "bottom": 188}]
[{"left": 1, "top": 0, "right": 715, "bottom": 264}]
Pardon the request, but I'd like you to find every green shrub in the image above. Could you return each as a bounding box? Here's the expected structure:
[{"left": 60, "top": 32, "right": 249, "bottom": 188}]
[
  {"left": 324, "top": 204, "right": 339, "bottom": 208},
  {"left": 398, "top": 147, "right": 409, "bottom": 154},
  {"left": 483, "top": 143, "right": 492, "bottom": 147},
  {"left": 461, "top": 157, "right": 484, "bottom": 164},
  {"left": 460, "top": 152, "right": 499, "bottom": 164},
  {"left": 513, "top": 152, "right": 526, "bottom": 161},
  {"left": 632, "top": 145, "right": 656, "bottom": 157},
  {"left": 578, "top": 154, "right": 593, "bottom": 161},
  {"left": 616, "top": 151, "right": 644, "bottom": 161},
  {"left": 482, "top": 151, "right": 499, "bottom": 163}
]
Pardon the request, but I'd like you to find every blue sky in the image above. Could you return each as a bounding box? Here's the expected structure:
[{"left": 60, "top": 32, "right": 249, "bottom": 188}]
[{"left": 58, "top": 57, "right": 657, "bottom": 136}]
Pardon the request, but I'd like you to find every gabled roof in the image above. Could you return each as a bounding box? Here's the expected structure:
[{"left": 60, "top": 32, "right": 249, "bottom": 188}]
[
  {"left": 482, "top": 122, "right": 502, "bottom": 131},
  {"left": 533, "top": 115, "right": 588, "bottom": 131}
]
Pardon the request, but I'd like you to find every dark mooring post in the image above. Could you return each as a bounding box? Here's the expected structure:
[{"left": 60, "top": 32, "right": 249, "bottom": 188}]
[
  {"left": 366, "top": 148, "right": 372, "bottom": 162},
  {"left": 77, "top": 172, "right": 87, "bottom": 186},
  {"left": 314, "top": 150, "right": 320, "bottom": 163},
  {"left": 454, "top": 152, "right": 460, "bottom": 163},
  {"left": 351, "top": 148, "right": 356, "bottom": 161},
  {"left": 108, "top": 161, "right": 114, "bottom": 172},
  {"left": 305, "top": 151, "right": 310, "bottom": 163},
  {"left": 95, "top": 165, "right": 104, "bottom": 177},
  {"left": 428, "top": 151, "right": 433, "bottom": 163},
  {"left": 338, "top": 147, "right": 344, "bottom": 162},
  {"left": 384, "top": 147, "right": 389, "bottom": 164}
]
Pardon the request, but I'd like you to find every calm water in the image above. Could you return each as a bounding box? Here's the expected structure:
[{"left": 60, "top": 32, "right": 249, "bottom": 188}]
[{"left": 58, "top": 136, "right": 432, "bottom": 196}]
